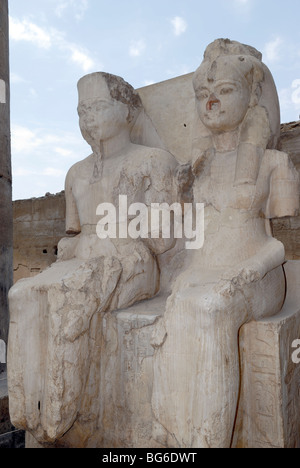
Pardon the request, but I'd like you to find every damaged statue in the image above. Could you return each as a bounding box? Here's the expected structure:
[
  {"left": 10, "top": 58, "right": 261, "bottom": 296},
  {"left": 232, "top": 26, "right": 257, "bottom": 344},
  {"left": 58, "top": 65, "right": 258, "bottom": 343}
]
[
  {"left": 152, "top": 39, "right": 299, "bottom": 449},
  {"left": 7, "top": 72, "right": 177, "bottom": 444}
]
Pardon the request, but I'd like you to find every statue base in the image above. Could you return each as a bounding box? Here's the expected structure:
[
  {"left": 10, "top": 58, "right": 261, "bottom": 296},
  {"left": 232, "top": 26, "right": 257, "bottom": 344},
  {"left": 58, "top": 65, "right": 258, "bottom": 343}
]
[{"left": 26, "top": 261, "right": 300, "bottom": 448}]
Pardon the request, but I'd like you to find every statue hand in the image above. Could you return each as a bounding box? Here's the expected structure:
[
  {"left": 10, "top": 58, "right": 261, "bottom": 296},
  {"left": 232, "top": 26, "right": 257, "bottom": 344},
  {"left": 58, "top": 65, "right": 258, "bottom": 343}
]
[
  {"left": 175, "top": 163, "right": 194, "bottom": 203},
  {"left": 57, "top": 235, "right": 80, "bottom": 261},
  {"left": 222, "top": 261, "right": 263, "bottom": 296}
]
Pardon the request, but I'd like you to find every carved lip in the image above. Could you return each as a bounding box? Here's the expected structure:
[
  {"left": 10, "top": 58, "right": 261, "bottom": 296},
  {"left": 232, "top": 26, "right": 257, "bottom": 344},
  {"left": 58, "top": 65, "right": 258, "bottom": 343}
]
[{"left": 203, "top": 110, "right": 225, "bottom": 119}]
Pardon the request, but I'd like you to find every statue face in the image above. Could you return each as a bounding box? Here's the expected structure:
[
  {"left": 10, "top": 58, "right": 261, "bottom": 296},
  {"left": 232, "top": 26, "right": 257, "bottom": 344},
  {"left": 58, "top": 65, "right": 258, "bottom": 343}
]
[
  {"left": 77, "top": 80, "right": 129, "bottom": 144},
  {"left": 194, "top": 58, "right": 252, "bottom": 133}
]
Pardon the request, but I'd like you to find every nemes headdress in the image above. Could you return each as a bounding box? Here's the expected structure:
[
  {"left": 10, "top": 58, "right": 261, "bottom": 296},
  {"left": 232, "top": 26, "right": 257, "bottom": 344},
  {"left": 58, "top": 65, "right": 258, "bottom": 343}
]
[
  {"left": 78, "top": 72, "right": 142, "bottom": 125},
  {"left": 192, "top": 39, "right": 280, "bottom": 186}
]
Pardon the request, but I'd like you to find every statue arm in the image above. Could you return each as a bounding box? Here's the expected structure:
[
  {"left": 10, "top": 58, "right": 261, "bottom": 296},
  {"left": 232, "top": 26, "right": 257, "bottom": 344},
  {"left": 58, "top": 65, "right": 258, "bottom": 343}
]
[
  {"left": 56, "top": 168, "right": 81, "bottom": 261},
  {"left": 65, "top": 167, "right": 81, "bottom": 235},
  {"left": 264, "top": 150, "right": 299, "bottom": 219},
  {"left": 222, "top": 150, "right": 298, "bottom": 293},
  {"left": 223, "top": 237, "right": 285, "bottom": 293},
  {"left": 141, "top": 150, "right": 178, "bottom": 255}
]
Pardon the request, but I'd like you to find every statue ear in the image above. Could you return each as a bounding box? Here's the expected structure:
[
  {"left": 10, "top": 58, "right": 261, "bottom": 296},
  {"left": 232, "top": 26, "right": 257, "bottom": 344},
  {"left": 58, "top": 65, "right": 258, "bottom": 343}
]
[
  {"left": 234, "top": 106, "right": 271, "bottom": 186},
  {"left": 249, "top": 82, "right": 262, "bottom": 107},
  {"left": 249, "top": 62, "right": 264, "bottom": 107}
]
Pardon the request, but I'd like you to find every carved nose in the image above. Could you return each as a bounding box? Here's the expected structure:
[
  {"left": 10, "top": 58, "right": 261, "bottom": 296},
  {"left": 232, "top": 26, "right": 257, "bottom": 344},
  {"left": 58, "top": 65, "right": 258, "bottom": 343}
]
[{"left": 207, "top": 94, "right": 220, "bottom": 111}]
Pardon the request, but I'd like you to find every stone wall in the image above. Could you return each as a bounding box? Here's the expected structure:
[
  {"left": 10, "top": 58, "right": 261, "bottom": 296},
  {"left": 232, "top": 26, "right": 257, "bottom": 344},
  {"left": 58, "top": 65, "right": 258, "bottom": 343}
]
[
  {"left": 272, "top": 121, "right": 300, "bottom": 260},
  {"left": 12, "top": 121, "right": 300, "bottom": 283},
  {"left": 0, "top": 0, "right": 12, "bottom": 351},
  {"left": 13, "top": 192, "right": 70, "bottom": 283}
]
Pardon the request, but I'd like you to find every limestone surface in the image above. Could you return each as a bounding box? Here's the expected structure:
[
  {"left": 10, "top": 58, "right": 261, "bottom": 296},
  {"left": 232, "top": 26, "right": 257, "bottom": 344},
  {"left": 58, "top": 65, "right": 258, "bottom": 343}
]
[
  {"left": 7, "top": 40, "right": 300, "bottom": 449},
  {"left": 152, "top": 39, "right": 299, "bottom": 448},
  {"left": 8, "top": 72, "right": 178, "bottom": 444}
]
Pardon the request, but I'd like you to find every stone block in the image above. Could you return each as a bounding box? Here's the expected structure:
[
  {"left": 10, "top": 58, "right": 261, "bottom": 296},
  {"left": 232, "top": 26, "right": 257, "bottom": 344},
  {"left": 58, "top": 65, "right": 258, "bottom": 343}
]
[
  {"left": 137, "top": 73, "right": 194, "bottom": 163},
  {"left": 233, "top": 261, "right": 300, "bottom": 448},
  {"left": 97, "top": 295, "right": 166, "bottom": 448}
]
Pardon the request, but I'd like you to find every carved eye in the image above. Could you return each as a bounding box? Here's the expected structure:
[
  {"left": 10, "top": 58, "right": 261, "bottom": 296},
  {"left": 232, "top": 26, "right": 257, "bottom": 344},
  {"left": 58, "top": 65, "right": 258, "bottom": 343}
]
[
  {"left": 198, "top": 91, "right": 209, "bottom": 100},
  {"left": 220, "top": 87, "right": 234, "bottom": 95}
]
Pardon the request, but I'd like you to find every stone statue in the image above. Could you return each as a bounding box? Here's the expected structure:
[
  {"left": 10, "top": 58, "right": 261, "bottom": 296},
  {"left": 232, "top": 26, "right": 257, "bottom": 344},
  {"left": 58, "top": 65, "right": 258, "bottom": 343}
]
[
  {"left": 152, "top": 39, "right": 299, "bottom": 448},
  {"left": 7, "top": 72, "right": 177, "bottom": 444}
]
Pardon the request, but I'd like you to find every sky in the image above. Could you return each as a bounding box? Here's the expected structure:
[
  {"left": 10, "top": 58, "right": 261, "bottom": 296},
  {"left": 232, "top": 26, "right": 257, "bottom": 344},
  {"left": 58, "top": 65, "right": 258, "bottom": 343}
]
[{"left": 8, "top": 0, "right": 300, "bottom": 200}]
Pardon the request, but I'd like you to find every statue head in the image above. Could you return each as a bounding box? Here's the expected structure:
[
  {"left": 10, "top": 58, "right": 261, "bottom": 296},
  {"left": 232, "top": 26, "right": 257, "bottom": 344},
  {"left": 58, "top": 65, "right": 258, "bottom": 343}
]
[
  {"left": 77, "top": 72, "right": 143, "bottom": 147},
  {"left": 193, "top": 47, "right": 263, "bottom": 134},
  {"left": 192, "top": 39, "right": 280, "bottom": 185}
]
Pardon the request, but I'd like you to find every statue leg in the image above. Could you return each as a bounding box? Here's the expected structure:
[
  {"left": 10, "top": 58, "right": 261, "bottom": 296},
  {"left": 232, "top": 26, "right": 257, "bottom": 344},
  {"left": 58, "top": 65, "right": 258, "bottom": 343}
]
[
  {"left": 8, "top": 256, "right": 122, "bottom": 444},
  {"left": 8, "top": 242, "right": 159, "bottom": 446},
  {"left": 152, "top": 267, "right": 285, "bottom": 448}
]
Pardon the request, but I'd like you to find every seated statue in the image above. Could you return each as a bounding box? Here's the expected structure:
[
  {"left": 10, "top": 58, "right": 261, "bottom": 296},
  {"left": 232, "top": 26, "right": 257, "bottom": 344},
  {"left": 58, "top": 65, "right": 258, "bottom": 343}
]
[
  {"left": 7, "top": 72, "right": 177, "bottom": 444},
  {"left": 152, "top": 39, "right": 299, "bottom": 448}
]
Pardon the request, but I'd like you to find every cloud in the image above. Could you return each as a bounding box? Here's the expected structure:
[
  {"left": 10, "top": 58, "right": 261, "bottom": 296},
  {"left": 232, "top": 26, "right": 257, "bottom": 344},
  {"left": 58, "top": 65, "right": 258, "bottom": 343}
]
[
  {"left": 171, "top": 17, "right": 187, "bottom": 37},
  {"left": 54, "top": 147, "right": 73, "bottom": 158},
  {"left": 30, "top": 88, "right": 38, "bottom": 98},
  {"left": 291, "top": 79, "right": 300, "bottom": 105},
  {"left": 11, "top": 124, "right": 84, "bottom": 157},
  {"left": 11, "top": 123, "right": 90, "bottom": 199},
  {"left": 9, "top": 16, "right": 52, "bottom": 49},
  {"left": 9, "top": 16, "right": 97, "bottom": 73},
  {"left": 278, "top": 80, "right": 300, "bottom": 122},
  {"left": 129, "top": 40, "right": 146, "bottom": 58},
  {"left": 42, "top": 167, "right": 66, "bottom": 177},
  {"left": 264, "top": 37, "right": 283, "bottom": 63},
  {"left": 11, "top": 125, "right": 43, "bottom": 154},
  {"left": 67, "top": 45, "right": 95, "bottom": 72},
  {"left": 55, "top": 0, "right": 89, "bottom": 20},
  {"left": 144, "top": 80, "right": 155, "bottom": 87},
  {"left": 10, "top": 73, "right": 27, "bottom": 84}
]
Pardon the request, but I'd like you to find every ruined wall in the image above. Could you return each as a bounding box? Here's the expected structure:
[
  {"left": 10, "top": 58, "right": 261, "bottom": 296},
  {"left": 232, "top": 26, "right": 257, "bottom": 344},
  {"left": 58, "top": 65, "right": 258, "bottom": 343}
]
[
  {"left": 13, "top": 192, "right": 70, "bottom": 283},
  {"left": 272, "top": 121, "right": 300, "bottom": 260}
]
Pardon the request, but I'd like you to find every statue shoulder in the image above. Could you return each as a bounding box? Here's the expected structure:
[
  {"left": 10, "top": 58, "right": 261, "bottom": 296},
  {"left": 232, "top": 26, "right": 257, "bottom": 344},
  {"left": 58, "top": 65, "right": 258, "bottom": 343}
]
[
  {"left": 65, "top": 154, "right": 93, "bottom": 186},
  {"left": 145, "top": 146, "right": 178, "bottom": 170},
  {"left": 263, "top": 149, "right": 299, "bottom": 219},
  {"left": 264, "top": 148, "right": 290, "bottom": 167},
  {"left": 264, "top": 148, "right": 299, "bottom": 179}
]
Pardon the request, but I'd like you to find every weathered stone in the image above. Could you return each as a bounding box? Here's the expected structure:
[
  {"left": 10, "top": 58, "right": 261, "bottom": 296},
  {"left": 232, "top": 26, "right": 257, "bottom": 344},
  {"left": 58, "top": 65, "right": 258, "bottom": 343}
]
[
  {"left": 0, "top": 0, "right": 12, "bottom": 349},
  {"left": 0, "top": 0, "right": 13, "bottom": 447},
  {"left": 7, "top": 39, "right": 300, "bottom": 449},
  {"left": 13, "top": 193, "right": 70, "bottom": 283},
  {"left": 151, "top": 39, "right": 299, "bottom": 448},
  {"left": 233, "top": 261, "right": 300, "bottom": 448},
  {"left": 8, "top": 72, "right": 178, "bottom": 445},
  {"left": 24, "top": 261, "right": 300, "bottom": 449},
  {"left": 11, "top": 124, "right": 300, "bottom": 285},
  {"left": 272, "top": 121, "right": 300, "bottom": 259}
]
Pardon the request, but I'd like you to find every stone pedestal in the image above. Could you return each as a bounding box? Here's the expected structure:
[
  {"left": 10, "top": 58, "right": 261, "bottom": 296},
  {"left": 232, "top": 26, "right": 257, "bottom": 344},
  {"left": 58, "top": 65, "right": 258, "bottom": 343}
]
[
  {"left": 13, "top": 44, "right": 299, "bottom": 448},
  {"left": 97, "top": 295, "right": 166, "bottom": 448},
  {"left": 233, "top": 261, "right": 300, "bottom": 448},
  {"left": 26, "top": 262, "right": 300, "bottom": 448},
  {"left": 25, "top": 295, "right": 166, "bottom": 449}
]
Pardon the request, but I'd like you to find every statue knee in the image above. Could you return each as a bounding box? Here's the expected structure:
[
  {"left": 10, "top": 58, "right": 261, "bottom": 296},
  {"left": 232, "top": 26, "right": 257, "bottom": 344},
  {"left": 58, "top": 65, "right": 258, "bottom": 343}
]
[{"left": 187, "top": 289, "right": 246, "bottom": 332}]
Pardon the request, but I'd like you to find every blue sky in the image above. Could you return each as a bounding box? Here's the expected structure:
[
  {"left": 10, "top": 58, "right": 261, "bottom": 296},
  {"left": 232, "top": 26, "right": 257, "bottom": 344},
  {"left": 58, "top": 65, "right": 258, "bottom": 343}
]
[{"left": 9, "top": 0, "right": 300, "bottom": 200}]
